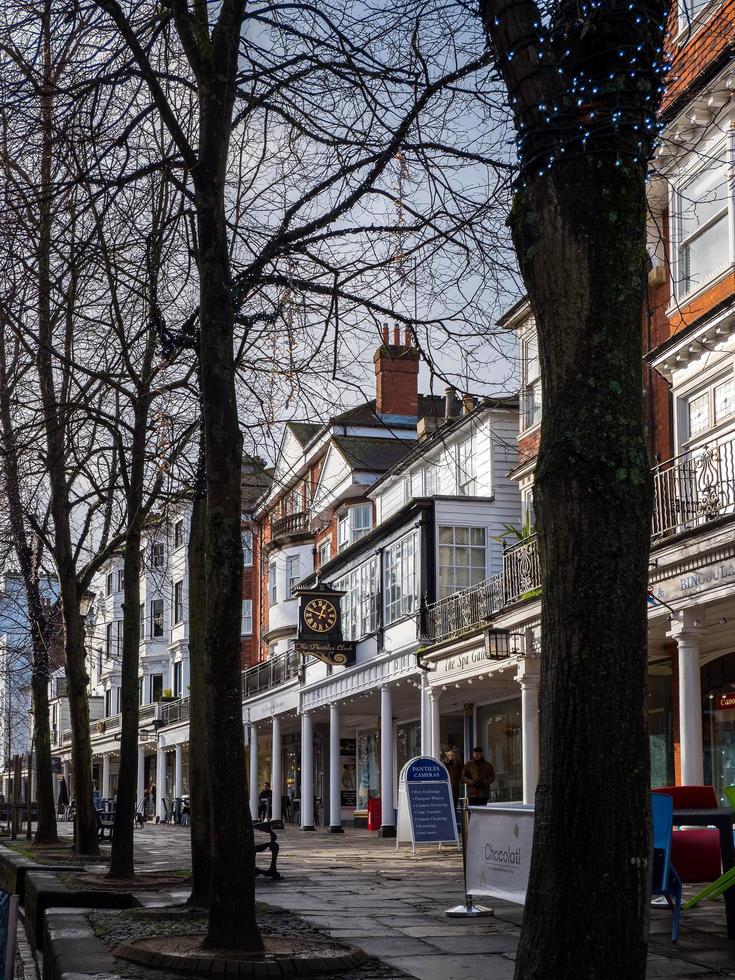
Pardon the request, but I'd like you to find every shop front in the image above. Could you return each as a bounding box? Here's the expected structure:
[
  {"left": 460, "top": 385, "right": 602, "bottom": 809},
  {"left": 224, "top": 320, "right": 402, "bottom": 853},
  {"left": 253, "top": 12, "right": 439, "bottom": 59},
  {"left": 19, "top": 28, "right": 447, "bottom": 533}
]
[
  {"left": 703, "top": 652, "right": 735, "bottom": 802},
  {"left": 476, "top": 697, "right": 523, "bottom": 802}
]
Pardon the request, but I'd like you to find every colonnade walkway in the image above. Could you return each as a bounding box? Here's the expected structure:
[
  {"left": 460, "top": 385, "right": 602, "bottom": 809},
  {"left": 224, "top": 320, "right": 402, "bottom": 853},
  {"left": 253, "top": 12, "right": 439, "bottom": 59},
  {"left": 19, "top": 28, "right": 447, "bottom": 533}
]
[{"left": 51, "top": 822, "right": 735, "bottom": 979}]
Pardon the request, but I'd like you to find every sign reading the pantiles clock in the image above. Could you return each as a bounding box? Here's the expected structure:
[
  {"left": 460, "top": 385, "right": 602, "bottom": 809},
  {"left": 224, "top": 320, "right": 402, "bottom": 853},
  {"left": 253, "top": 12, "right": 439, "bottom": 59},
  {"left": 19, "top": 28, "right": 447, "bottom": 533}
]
[{"left": 295, "top": 583, "right": 356, "bottom": 667}]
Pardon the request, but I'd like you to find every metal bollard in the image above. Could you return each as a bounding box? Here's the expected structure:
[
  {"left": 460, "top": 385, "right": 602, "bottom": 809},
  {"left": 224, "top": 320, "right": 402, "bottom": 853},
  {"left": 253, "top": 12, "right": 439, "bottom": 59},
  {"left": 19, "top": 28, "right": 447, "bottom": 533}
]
[{"left": 446, "top": 798, "right": 493, "bottom": 917}]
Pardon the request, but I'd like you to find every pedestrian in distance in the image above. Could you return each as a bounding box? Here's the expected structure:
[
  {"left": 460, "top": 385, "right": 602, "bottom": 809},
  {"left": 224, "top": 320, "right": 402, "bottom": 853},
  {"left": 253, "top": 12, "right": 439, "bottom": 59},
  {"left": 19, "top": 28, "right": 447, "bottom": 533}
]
[
  {"left": 441, "top": 745, "right": 464, "bottom": 808},
  {"left": 461, "top": 746, "right": 495, "bottom": 806}
]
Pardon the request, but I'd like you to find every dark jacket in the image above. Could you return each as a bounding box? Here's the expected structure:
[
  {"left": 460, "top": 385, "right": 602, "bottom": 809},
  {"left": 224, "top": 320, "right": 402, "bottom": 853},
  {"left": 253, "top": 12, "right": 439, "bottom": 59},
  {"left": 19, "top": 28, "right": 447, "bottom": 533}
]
[
  {"left": 442, "top": 755, "right": 464, "bottom": 801},
  {"left": 461, "top": 758, "right": 495, "bottom": 801}
]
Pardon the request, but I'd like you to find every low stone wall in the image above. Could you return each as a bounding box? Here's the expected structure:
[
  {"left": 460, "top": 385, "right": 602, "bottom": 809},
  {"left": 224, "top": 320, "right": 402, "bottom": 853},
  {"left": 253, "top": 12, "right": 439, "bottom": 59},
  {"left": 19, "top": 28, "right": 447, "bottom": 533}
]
[
  {"left": 25, "top": 870, "right": 135, "bottom": 953},
  {"left": 0, "top": 844, "right": 78, "bottom": 903},
  {"left": 41, "top": 908, "right": 116, "bottom": 980}
]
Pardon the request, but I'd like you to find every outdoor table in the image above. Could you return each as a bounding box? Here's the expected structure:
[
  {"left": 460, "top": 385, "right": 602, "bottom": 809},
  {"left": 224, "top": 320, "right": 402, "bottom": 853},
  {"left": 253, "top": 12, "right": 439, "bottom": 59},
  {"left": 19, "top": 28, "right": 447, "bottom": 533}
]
[{"left": 673, "top": 806, "right": 735, "bottom": 939}]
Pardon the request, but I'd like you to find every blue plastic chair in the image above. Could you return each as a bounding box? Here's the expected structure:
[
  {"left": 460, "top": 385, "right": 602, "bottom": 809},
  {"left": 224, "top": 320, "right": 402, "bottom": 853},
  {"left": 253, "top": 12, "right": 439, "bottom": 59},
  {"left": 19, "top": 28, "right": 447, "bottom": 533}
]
[{"left": 651, "top": 793, "right": 683, "bottom": 942}]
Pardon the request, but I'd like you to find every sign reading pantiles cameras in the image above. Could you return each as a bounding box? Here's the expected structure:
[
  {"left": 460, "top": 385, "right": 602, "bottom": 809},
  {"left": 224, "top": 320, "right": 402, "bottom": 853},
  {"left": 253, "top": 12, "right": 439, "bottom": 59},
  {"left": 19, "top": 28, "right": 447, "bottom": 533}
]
[
  {"left": 465, "top": 804, "right": 534, "bottom": 905},
  {"left": 396, "top": 757, "right": 459, "bottom": 853}
]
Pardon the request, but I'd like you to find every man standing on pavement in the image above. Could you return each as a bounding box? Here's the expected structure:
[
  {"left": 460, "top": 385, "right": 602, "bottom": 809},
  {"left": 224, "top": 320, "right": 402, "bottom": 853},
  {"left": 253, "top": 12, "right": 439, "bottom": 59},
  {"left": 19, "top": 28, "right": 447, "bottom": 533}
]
[
  {"left": 461, "top": 746, "right": 495, "bottom": 806},
  {"left": 441, "top": 745, "right": 464, "bottom": 809}
]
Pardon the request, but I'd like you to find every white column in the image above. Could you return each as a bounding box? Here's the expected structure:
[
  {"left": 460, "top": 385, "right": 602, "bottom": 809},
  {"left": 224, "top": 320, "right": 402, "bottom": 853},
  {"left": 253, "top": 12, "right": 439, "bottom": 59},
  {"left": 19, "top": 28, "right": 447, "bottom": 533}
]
[
  {"left": 155, "top": 746, "right": 166, "bottom": 819},
  {"left": 329, "top": 702, "right": 343, "bottom": 833},
  {"left": 62, "top": 760, "right": 70, "bottom": 785},
  {"left": 420, "top": 673, "right": 431, "bottom": 756},
  {"left": 137, "top": 747, "right": 145, "bottom": 808},
  {"left": 301, "top": 711, "right": 315, "bottom": 830},
  {"left": 2, "top": 775, "right": 10, "bottom": 800},
  {"left": 249, "top": 724, "right": 259, "bottom": 819},
  {"left": 271, "top": 715, "right": 282, "bottom": 822},
  {"left": 102, "top": 753, "right": 111, "bottom": 800},
  {"left": 174, "top": 744, "right": 183, "bottom": 798},
  {"left": 516, "top": 655, "right": 541, "bottom": 805},
  {"left": 380, "top": 685, "right": 395, "bottom": 836},
  {"left": 430, "top": 691, "right": 441, "bottom": 760},
  {"left": 670, "top": 615, "right": 705, "bottom": 785}
]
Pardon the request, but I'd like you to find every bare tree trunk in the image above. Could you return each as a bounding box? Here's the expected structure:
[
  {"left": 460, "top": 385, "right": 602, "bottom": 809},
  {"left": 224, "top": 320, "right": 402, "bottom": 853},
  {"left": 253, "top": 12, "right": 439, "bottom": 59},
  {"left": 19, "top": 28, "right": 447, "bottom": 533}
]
[
  {"left": 35, "top": 0, "right": 98, "bottom": 857},
  {"left": 197, "top": 179, "right": 260, "bottom": 949},
  {"left": 187, "top": 471, "right": 211, "bottom": 909},
  {"left": 480, "top": 1, "right": 667, "bottom": 976}
]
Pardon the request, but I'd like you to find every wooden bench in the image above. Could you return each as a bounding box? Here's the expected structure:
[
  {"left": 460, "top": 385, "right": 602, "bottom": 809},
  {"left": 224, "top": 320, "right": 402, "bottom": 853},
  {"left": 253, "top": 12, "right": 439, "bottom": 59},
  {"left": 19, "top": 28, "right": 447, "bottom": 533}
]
[{"left": 252, "top": 819, "right": 283, "bottom": 880}]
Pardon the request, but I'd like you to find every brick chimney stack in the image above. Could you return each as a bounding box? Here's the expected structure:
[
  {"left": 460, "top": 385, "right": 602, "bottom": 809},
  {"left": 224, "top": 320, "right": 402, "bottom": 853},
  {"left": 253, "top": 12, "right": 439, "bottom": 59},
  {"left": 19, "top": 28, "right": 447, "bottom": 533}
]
[{"left": 374, "top": 323, "right": 419, "bottom": 418}]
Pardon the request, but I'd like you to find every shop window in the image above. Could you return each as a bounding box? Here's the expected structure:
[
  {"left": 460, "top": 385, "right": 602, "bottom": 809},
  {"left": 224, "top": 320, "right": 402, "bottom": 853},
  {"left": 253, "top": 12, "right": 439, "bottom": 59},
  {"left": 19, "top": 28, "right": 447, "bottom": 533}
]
[
  {"left": 676, "top": 162, "right": 730, "bottom": 298},
  {"left": 648, "top": 663, "right": 674, "bottom": 788},
  {"left": 396, "top": 720, "right": 422, "bottom": 778},
  {"left": 150, "top": 598, "right": 164, "bottom": 637},
  {"left": 383, "top": 532, "right": 417, "bottom": 625},
  {"left": 476, "top": 698, "right": 522, "bottom": 802},
  {"left": 357, "top": 731, "right": 380, "bottom": 811},
  {"left": 438, "top": 526, "right": 487, "bottom": 598}
]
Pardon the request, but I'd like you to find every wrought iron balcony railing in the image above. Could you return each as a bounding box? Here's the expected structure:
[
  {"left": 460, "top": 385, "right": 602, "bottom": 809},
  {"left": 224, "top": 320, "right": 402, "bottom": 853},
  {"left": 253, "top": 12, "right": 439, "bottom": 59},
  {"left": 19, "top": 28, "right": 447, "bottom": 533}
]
[
  {"left": 243, "top": 647, "right": 301, "bottom": 697},
  {"left": 652, "top": 435, "right": 735, "bottom": 540},
  {"left": 271, "top": 511, "right": 310, "bottom": 540},
  {"left": 423, "top": 536, "right": 541, "bottom": 646}
]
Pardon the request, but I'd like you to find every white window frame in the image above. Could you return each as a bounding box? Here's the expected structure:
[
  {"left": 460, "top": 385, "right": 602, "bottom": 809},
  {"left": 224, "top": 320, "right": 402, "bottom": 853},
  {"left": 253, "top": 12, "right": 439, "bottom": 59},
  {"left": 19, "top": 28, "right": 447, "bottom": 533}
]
[
  {"left": 318, "top": 538, "right": 331, "bottom": 566},
  {"left": 173, "top": 518, "right": 185, "bottom": 550},
  {"left": 351, "top": 504, "right": 372, "bottom": 542},
  {"left": 456, "top": 437, "right": 476, "bottom": 496},
  {"left": 678, "top": 365, "right": 735, "bottom": 449},
  {"left": 105, "top": 622, "right": 113, "bottom": 659},
  {"left": 106, "top": 571, "right": 113, "bottom": 596},
  {"left": 242, "top": 530, "right": 253, "bottom": 566},
  {"left": 173, "top": 579, "right": 184, "bottom": 624},
  {"left": 173, "top": 661, "right": 183, "bottom": 697},
  {"left": 672, "top": 144, "right": 733, "bottom": 302},
  {"left": 336, "top": 556, "right": 379, "bottom": 641},
  {"left": 286, "top": 555, "right": 301, "bottom": 597},
  {"left": 151, "top": 541, "right": 165, "bottom": 568},
  {"left": 676, "top": 0, "right": 718, "bottom": 38},
  {"left": 139, "top": 603, "right": 145, "bottom": 641},
  {"left": 150, "top": 598, "right": 164, "bottom": 638},
  {"left": 521, "top": 330, "right": 542, "bottom": 432},
  {"left": 437, "top": 526, "right": 488, "bottom": 599},
  {"left": 337, "top": 513, "right": 350, "bottom": 552},
  {"left": 269, "top": 563, "right": 277, "bottom": 605},
  {"left": 383, "top": 531, "right": 417, "bottom": 625},
  {"left": 116, "top": 568, "right": 125, "bottom": 592},
  {"left": 241, "top": 599, "right": 253, "bottom": 635}
]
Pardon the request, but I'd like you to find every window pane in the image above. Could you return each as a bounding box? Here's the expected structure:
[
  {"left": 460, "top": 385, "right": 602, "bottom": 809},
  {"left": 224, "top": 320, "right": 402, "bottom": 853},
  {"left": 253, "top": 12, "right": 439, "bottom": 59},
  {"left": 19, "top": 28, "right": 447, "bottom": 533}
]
[
  {"left": 470, "top": 528, "right": 486, "bottom": 546},
  {"left": 681, "top": 213, "right": 728, "bottom": 294},
  {"left": 714, "top": 378, "right": 734, "bottom": 423},
  {"left": 688, "top": 391, "right": 710, "bottom": 437},
  {"left": 680, "top": 168, "right": 728, "bottom": 241},
  {"left": 454, "top": 527, "right": 469, "bottom": 545}
]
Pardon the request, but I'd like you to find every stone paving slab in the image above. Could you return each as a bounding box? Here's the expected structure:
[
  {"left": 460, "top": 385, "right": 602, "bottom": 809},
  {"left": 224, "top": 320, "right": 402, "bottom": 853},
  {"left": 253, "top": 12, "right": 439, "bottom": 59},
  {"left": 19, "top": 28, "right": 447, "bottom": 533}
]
[{"left": 45, "top": 822, "right": 735, "bottom": 980}]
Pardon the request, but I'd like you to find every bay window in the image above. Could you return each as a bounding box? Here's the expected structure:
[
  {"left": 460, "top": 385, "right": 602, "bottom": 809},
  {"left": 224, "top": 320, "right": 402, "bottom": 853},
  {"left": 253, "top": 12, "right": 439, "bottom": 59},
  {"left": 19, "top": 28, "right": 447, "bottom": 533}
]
[
  {"left": 269, "top": 563, "right": 277, "bottom": 605},
  {"left": 676, "top": 162, "right": 730, "bottom": 298},
  {"left": 438, "top": 526, "right": 487, "bottom": 599},
  {"left": 383, "top": 532, "right": 417, "bottom": 624},
  {"left": 337, "top": 557, "right": 379, "bottom": 641},
  {"left": 684, "top": 371, "right": 735, "bottom": 442},
  {"left": 287, "top": 555, "right": 301, "bottom": 596}
]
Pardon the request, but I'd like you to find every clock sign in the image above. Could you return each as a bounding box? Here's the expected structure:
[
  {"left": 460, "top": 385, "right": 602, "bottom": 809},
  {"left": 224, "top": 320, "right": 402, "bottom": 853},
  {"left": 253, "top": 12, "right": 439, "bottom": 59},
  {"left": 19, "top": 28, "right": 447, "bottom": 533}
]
[
  {"left": 303, "top": 597, "right": 338, "bottom": 633},
  {"left": 296, "top": 583, "right": 356, "bottom": 667}
]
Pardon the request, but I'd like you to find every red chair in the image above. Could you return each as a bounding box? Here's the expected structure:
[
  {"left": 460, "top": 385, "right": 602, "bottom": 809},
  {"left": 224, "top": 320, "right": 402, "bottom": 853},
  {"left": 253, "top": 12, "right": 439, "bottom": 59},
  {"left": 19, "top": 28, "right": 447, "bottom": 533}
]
[{"left": 652, "top": 786, "right": 722, "bottom": 883}]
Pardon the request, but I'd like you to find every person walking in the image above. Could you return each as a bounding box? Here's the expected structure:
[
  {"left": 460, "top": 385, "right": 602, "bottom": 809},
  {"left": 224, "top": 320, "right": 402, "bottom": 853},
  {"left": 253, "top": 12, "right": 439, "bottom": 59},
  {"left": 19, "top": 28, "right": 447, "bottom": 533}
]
[
  {"left": 461, "top": 746, "right": 495, "bottom": 806},
  {"left": 441, "top": 745, "right": 464, "bottom": 808}
]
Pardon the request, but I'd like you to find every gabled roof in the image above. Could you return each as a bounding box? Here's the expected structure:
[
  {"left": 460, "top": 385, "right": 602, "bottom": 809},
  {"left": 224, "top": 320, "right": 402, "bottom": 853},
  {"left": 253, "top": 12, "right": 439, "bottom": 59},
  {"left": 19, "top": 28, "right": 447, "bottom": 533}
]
[
  {"left": 332, "top": 436, "right": 414, "bottom": 473},
  {"left": 289, "top": 422, "right": 321, "bottom": 447}
]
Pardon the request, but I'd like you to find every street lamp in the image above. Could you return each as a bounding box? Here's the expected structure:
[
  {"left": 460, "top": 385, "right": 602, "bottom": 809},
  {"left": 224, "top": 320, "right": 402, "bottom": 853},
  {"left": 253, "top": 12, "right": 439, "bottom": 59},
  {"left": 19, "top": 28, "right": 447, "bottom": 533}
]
[
  {"left": 484, "top": 628, "right": 511, "bottom": 660},
  {"left": 79, "top": 590, "right": 96, "bottom": 620}
]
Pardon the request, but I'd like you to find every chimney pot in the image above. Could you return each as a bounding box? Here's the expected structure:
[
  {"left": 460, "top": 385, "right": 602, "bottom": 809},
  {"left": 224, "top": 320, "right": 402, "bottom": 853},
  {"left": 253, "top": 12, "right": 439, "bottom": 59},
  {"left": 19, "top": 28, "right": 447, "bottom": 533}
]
[
  {"left": 445, "top": 387, "right": 460, "bottom": 419},
  {"left": 404, "top": 327, "right": 411, "bottom": 346},
  {"left": 382, "top": 324, "right": 389, "bottom": 345},
  {"left": 462, "top": 394, "right": 476, "bottom": 416},
  {"left": 393, "top": 325, "right": 400, "bottom": 346}
]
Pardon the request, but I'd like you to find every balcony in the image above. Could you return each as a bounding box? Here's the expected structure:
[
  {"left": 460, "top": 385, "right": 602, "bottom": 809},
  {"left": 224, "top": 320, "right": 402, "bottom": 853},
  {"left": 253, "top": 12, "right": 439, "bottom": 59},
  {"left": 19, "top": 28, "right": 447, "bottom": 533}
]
[
  {"left": 243, "top": 648, "right": 301, "bottom": 697},
  {"left": 160, "top": 697, "right": 190, "bottom": 727},
  {"left": 271, "top": 511, "right": 310, "bottom": 542},
  {"left": 423, "top": 536, "right": 540, "bottom": 646},
  {"left": 652, "top": 435, "right": 735, "bottom": 540}
]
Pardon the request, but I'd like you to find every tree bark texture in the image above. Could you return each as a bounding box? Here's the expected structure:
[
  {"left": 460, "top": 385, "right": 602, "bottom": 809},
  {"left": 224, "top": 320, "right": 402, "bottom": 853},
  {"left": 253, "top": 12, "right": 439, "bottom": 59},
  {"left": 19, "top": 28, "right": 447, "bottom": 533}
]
[
  {"left": 480, "top": 0, "right": 668, "bottom": 976},
  {"left": 36, "top": 0, "right": 97, "bottom": 856},
  {"left": 0, "top": 339, "right": 58, "bottom": 844},
  {"left": 187, "top": 481, "right": 211, "bottom": 909}
]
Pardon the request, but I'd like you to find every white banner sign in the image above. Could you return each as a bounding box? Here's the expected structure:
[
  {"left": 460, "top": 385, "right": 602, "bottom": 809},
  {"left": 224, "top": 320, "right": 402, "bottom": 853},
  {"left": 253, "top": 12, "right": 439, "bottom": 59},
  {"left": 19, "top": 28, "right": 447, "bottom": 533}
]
[{"left": 465, "top": 805, "right": 534, "bottom": 905}]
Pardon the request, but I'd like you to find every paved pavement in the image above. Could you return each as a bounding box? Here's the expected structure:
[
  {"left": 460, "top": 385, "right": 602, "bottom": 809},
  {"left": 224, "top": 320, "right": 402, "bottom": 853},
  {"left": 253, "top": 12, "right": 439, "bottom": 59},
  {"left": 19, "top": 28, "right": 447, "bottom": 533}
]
[{"left": 53, "top": 821, "right": 735, "bottom": 979}]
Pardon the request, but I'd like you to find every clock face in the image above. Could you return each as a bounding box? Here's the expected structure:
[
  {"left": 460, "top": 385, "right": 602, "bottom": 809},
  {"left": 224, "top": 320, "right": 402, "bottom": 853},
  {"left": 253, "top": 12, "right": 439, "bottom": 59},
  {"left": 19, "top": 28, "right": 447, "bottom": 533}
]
[{"left": 303, "top": 598, "right": 338, "bottom": 634}]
